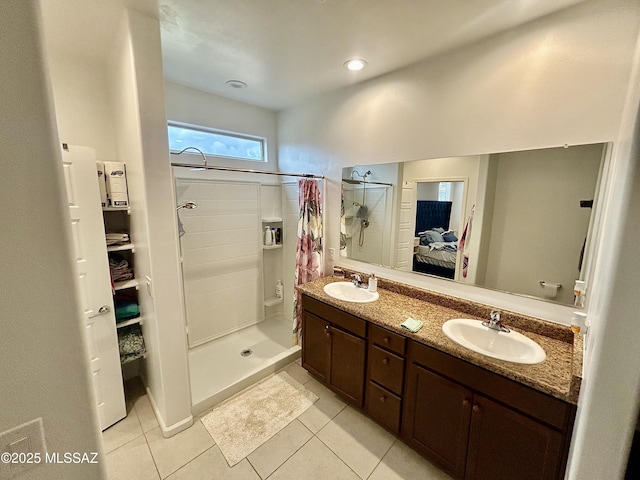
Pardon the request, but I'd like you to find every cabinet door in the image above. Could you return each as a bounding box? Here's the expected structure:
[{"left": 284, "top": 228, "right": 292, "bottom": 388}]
[
  {"left": 465, "top": 394, "right": 564, "bottom": 480},
  {"left": 329, "top": 325, "right": 366, "bottom": 406},
  {"left": 402, "top": 363, "right": 472, "bottom": 478},
  {"left": 301, "top": 311, "right": 331, "bottom": 382},
  {"left": 366, "top": 381, "right": 402, "bottom": 433}
]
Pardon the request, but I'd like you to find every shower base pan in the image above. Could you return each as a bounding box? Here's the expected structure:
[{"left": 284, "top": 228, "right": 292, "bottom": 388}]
[{"left": 189, "top": 316, "right": 300, "bottom": 416}]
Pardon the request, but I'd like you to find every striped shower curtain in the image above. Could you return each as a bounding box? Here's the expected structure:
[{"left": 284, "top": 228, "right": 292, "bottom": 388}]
[{"left": 293, "top": 179, "right": 323, "bottom": 345}]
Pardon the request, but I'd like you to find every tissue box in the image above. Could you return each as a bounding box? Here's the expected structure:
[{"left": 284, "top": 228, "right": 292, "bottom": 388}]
[{"left": 104, "top": 162, "right": 129, "bottom": 207}]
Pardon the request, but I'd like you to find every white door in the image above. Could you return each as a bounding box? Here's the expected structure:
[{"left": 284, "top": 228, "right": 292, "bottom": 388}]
[
  {"left": 61, "top": 145, "right": 126, "bottom": 430},
  {"left": 396, "top": 181, "right": 416, "bottom": 270}
]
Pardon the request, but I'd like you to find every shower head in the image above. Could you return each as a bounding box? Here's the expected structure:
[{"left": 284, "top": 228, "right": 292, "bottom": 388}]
[
  {"left": 349, "top": 169, "right": 372, "bottom": 181},
  {"left": 177, "top": 201, "right": 198, "bottom": 211}
]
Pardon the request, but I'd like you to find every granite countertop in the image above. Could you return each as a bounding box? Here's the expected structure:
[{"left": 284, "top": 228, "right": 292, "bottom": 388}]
[{"left": 297, "top": 275, "right": 583, "bottom": 404}]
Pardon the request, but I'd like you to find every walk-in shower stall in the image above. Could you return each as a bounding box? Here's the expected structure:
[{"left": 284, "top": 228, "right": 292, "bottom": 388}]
[
  {"left": 342, "top": 170, "right": 394, "bottom": 267},
  {"left": 172, "top": 160, "right": 323, "bottom": 414}
]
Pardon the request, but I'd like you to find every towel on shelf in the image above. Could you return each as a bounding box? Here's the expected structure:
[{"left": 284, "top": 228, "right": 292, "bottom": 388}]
[
  {"left": 115, "top": 301, "right": 140, "bottom": 322},
  {"left": 400, "top": 317, "right": 423, "bottom": 333},
  {"left": 109, "top": 254, "right": 134, "bottom": 282},
  {"left": 106, "top": 233, "right": 130, "bottom": 246},
  {"left": 118, "top": 324, "right": 146, "bottom": 364}
]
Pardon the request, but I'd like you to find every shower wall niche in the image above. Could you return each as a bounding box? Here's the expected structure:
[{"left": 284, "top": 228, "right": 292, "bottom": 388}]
[{"left": 260, "top": 184, "right": 284, "bottom": 318}]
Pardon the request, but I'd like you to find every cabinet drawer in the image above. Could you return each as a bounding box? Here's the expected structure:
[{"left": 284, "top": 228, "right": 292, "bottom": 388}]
[
  {"left": 409, "top": 340, "right": 574, "bottom": 431},
  {"left": 369, "top": 345, "right": 404, "bottom": 395},
  {"left": 366, "top": 381, "right": 402, "bottom": 433},
  {"left": 369, "top": 324, "right": 406, "bottom": 355},
  {"left": 302, "top": 295, "right": 366, "bottom": 337}
]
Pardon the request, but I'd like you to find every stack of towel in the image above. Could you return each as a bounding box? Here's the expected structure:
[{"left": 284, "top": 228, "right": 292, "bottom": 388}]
[
  {"left": 109, "top": 254, "right": 133, "bottom": 283},
  {"left": 106, "top": 233, "right": 130, "bottom": 246}
]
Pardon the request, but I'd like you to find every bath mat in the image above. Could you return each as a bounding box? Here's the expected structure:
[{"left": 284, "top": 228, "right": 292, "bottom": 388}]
[{"left": 200, "top": 371, "right": 318, "bottom": 466}]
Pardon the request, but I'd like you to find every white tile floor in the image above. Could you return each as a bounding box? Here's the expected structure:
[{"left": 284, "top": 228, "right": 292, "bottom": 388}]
[{"left": 104, "top": 361, "right": 453, "bottom": 480}]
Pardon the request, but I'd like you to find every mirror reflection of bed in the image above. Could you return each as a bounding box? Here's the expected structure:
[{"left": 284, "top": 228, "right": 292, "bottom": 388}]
[{"left": 413, "top": 199, "right": 460, "bottom": 279}]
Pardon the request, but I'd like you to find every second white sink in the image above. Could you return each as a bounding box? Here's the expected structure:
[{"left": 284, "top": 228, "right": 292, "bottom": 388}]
[
  {"left": 323, "top": 282, "right": 379, "bottom": 303},
  {"left": 442, "top": 318, "right": 546, "bottom": 364}
]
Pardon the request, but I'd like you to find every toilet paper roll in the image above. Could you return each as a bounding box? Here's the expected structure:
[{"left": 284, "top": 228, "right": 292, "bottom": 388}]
[{"left": 539, "top": 281, "right": 560, "bottom": 299}]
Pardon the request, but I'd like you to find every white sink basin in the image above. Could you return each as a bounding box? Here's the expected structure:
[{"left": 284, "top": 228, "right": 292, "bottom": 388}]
[
  {"left": 323, "top": 282, "right": 379, "bottom": 303},
  {"left": 442, "top": 319, "right": 546, "bottom": 364}
]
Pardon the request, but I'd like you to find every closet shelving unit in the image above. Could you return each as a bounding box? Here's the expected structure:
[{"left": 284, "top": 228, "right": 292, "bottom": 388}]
[{"left": 103, "top": 203, "right": 146, "bottom": 364}]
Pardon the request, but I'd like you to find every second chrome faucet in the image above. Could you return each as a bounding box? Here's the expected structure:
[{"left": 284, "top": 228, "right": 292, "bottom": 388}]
[{"left": 482, "top": 310, "right": 510, "bottom": 333}]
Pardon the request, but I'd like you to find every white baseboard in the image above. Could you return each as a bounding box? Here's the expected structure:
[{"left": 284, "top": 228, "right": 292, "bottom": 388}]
[{"left": 145, "top": 386, "right": 193, "bottom": 438}]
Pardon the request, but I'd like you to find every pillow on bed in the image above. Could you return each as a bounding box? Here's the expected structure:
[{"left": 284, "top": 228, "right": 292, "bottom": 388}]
[
  {"left": 432, "top": 227, "right": 445, "bottom": 233},
  {"left": 442, "top": 231, "right": 458, "bottom": 242},
  {"left": 419, "top": 230, "right": 444, "bottom": 245}
]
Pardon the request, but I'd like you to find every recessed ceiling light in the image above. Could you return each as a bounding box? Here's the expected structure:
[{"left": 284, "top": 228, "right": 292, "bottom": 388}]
[
  {"left": 225, "top": 79, "right": 248, "bottom": 89},
  {"left": 344, "top": 59, "right": 367, "bottom": 71}
]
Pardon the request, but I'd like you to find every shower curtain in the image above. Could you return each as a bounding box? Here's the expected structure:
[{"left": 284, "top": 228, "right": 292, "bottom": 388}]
[{"left": 293, "top": 179, "right": 323, "bottom": 345}]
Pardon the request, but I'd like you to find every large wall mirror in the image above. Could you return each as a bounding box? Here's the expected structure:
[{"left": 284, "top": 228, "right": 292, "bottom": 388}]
[{"left": 341, "top": 143, "right": 608, "bottom": 306}]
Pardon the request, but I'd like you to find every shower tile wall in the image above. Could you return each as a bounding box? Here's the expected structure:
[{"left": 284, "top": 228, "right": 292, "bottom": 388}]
[{"left": 177, "top": 179, "right": 262, "bottom": 347}]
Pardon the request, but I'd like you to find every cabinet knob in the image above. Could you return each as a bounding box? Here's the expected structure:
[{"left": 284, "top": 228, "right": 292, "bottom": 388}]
[
  {"left": 379, "top": 395, "right": 386, "bottom": 403},
  {"left": 472, "top": 404, "right": 481, "bottom": 413},
  {"left": 383, "top": 337, "right": 390, "bottom": 344},
  {"left": 324, "top": 324, "right": 331, "bottom": 337},
  {"left": 462, "top": 398, "right": 470, "bottom": 407}
]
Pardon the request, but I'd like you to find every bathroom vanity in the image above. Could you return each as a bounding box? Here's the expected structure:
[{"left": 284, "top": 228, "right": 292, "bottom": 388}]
[{"left": 298, "top": 275, "right": 582, "bottom": 480}]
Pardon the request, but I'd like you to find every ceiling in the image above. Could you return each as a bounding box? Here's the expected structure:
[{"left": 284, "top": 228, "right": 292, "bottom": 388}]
[{"left": 42, "top": 0, "right": 586, "bottom": 111}]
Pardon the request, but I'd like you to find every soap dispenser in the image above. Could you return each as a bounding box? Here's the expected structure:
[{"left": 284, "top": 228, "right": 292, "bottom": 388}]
[{"left": 368, "top": 274, "right": 377, "bottom": 293}]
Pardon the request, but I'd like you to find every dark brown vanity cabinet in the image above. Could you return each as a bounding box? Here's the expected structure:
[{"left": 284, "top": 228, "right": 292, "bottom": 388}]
[
  {"left": 300, "top": 294, "right": 576, "bottom": 480},
  {"left": 301, "top": 295, "right": 366, "bottom": 406},
  {"left": 402, "top": 341, "right": 575, "bottom": 480}
]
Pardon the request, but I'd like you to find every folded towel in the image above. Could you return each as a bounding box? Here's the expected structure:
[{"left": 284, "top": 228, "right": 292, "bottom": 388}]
[{"left": 401, "top": 317, "right": 423, "bottom": 333}]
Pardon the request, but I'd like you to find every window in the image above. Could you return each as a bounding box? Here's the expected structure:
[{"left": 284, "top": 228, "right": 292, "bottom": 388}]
[
  {"left": 168, "top": 123, "right": 266, "bottom": 162},
  {"left": 438, "top": 182, "right": 452, "bottom": 201}
]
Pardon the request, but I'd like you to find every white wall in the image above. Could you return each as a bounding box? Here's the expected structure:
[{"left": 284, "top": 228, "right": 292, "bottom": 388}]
[
  {"left": 278, "top": 0, "right": 640, "bottom": 324},
  {"left": 566, "top": 23, "right": 640, "bottom": 478},
  {"left": 46, "top": 50, "right": 117, "bottom": 162},
  {"left": 164, "top": 81, "right": 279, "bottom": 170},
  {"left": 108, "top": 9, "right": 192, "bottom": 435},
  {"left": 0, "top": 1, "right": 103, "bottom": 478}
]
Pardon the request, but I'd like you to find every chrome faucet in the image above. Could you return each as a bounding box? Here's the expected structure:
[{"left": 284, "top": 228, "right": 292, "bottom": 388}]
[
  {"left": 351, "top": 274, "right": 366, "bottom": 288},
  {"left": 483, "top": 310, "right": 510, "bottom": 333}
]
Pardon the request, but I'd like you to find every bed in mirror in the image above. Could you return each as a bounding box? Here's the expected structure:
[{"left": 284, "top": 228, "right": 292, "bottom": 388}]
[{"left": 340, "top": 143, "right": 609, "bottom": 306}]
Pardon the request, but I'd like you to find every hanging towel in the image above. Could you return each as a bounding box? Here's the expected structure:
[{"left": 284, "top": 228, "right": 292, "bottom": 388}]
[{"left": 459, "top": 205, "right": 475, "bottom": 279}]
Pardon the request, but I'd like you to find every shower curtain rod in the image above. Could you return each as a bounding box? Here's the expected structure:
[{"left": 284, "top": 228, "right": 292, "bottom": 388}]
[
  {"left": 342, "top": 178, "right": 393, "bottom": 187},
  {"left": 171, "top": 162, "right": 324, "bottom": 180}
]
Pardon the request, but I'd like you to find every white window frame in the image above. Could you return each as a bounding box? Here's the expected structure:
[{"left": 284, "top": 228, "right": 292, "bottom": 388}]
[{"left": 168, "top": 121, "right": 267, "bottom": 163}]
